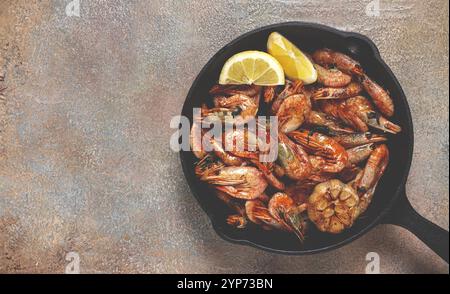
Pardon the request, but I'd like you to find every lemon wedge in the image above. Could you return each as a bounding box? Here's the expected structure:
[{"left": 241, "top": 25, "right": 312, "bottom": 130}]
[
  {"left": 267, "top": 32, "right": 317, "bottom": 84},
  {"left": 219, "top": 50, "right": 285, "bottom": 86}
]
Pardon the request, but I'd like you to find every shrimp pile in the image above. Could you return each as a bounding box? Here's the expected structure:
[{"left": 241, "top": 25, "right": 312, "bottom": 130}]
[{"left": 192, "top": 48, "right": 400, "bottom": 241}]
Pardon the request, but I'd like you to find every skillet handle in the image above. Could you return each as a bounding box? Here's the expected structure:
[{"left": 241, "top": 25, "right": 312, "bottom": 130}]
[{"left": 382, "top": 189, "right": 449, "bottom": 263}]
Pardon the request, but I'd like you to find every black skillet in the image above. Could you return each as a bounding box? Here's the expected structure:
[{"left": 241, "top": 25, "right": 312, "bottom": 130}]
[{"left": 180, "top": 22, "right": 449, "bottom": 263}]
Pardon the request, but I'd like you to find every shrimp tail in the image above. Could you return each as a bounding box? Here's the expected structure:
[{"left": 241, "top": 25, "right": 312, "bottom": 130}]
[{"left": 227, "top": 215, "right": 247, "bottom": 228}]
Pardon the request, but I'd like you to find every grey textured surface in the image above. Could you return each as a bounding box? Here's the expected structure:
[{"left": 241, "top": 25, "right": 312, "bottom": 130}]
[{"left": 0, "top": 0, "right": 448, "bottom": 273}]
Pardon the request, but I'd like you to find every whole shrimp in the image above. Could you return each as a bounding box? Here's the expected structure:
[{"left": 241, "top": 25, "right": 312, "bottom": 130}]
[
  {"left": 277, "top": 132, "right": 312, "bottom": 180},
  {"left": 210, "top": 127, "right": 283, "bottom": 186},
  {"left": 355, "top": 144, "right": 389, "bottom": 193},
  {"left": 209, "top": 136, "right": 244, "bottom": 166},
  {"left": 190, "top": 104, "right": 211, "bottom": 159},
  {"left": 200, "top": 166, "right": 268, "bottom": 200},
  {"left": 359, "top": 74, "right": 394, "bottom": 117},
  {"left": 275, "top": 94, "right": 312, "bottom": 132},
  {"left": 319, "top": 100, "right": 369, "bottom": 132},
  {"left": 306, "top": 111, "right": 355, "bottom": 134},
  {"left": 309, "top": 142, "right": 379, "bottom": 183},
  {"left": 312, "top": 82, "right": 363, "bottom": 100},
  {"left": 343, "top": 96, "right": 401, "bottom": 134},
  {"left": 307, "top": 152, "right": 360, "bottom": 184},
  {"left": 350, "top": 144, "right": 389, "bottom": 213},
  {"left": 312, "top": 48, "right": 364, "bottom": 76},
  {"left": 287, "top": 130, "right": 348, "bottom": 173},
  {"left": 314, "top": 63, "right": 352, "bottom": 87},
  {"left": 271, "top": 80, "right": 303, "bottom": 113},
  {"left": 308, "top": 156, "right": 361, "bottom": 185},
  {"left": 223, "top": 127, "right": 285, "bottom": 190},
  {"left": 320, "top": 96, "right": 401, "bottom": 133},
  {"left": 204, "top": 94, "right": 258, "bottom": 125},
  {"left": 270, "top": 81, "right": 310, "bottom": 132},
  {"left": 205, "top": 122, "right": 259, "bottom": 166}
]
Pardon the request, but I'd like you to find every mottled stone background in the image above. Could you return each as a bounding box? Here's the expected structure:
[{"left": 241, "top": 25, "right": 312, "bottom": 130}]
[{"left": 0, "top": 0, "right": 448, "bottom": 273}]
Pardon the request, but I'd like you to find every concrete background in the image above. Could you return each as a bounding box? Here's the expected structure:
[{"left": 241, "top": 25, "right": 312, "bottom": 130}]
[{"left": 0, "top": 0, "right": 448, "bottom": 273}]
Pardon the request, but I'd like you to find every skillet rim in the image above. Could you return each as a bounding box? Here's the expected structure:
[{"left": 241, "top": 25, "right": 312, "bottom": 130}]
[{"left": 180, "top": 21, "right": 414, "bottom": 255}]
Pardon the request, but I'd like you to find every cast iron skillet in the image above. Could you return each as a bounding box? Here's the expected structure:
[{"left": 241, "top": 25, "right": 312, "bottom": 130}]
[{"left": 180, "top": 22, "right": 449, "bottom": 262}]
